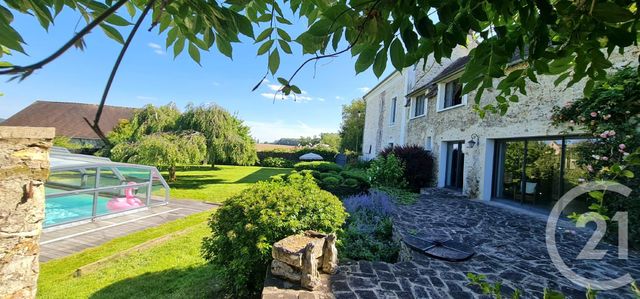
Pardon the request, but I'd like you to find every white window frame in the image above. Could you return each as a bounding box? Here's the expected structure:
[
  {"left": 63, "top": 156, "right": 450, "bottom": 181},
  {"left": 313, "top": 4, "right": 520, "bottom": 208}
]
[
  {"left": 389, "top": 97, "right": 397, "bottom": 125},
  {"left": 411, "top": 94, "right": 427, "bottom": 119},
  {"left": 425, "top": 136, "right": 433, "bottom": 151},
  {"left": 436, "top": 75, "right": 467, "bottom": 112}
]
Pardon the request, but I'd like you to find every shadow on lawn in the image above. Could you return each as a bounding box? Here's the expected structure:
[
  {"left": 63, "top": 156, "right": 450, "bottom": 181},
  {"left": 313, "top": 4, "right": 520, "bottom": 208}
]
[
  {"left": 234, "top": 168, "right": 292, "bottom": 184},
  {"left": 169, "top": 176, "right": 225, "bottom": 190},
  {"left": 89, "top": 264, "right": 222, "bottom": 299}
]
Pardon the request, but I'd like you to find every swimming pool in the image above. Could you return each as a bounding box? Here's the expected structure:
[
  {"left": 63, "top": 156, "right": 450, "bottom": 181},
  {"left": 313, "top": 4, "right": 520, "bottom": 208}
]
[
  {"left": 44, "top": 188, "right": 111, "bottom": 226},
  {"left": 44, "top": 149, "right": 170, "bottom": 228}
]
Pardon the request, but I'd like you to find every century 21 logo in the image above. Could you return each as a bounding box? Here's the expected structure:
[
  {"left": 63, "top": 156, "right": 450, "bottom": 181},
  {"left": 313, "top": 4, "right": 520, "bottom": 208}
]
[{"left": 546, "top": 182, "right": 634, "bottom": 291}]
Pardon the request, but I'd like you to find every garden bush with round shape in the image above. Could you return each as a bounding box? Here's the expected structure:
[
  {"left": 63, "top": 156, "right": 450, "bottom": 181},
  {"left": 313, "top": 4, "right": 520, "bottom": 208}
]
[
  {"left": 201, "top": 172, "right": 347, "bottom": 297},
  {"left": 367, "top": 154, "right": 408, "bottom": 189},
  {"left": 260, "top": 157, "right": 293, "bottom": 168}
]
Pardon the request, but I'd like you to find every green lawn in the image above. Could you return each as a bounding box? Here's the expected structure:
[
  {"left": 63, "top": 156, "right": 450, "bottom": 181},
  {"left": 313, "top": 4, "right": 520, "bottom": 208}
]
[
  {"left": 162, "top": 165, "right": 291, "bottom": 203},
  {"left": 38, "top": 211, "right": 220, "bottom": 299}
]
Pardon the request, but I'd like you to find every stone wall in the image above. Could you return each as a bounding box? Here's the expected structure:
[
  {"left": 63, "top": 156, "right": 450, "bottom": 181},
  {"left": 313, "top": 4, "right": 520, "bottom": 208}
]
[
  {"left": 0, "top": 126, "right": 55, "bottom": 298},
  {"left": 404, "top": 48, "right": 640, "bottom": 199},
  {"left": 361, "top": 72, "right": 408, "bottom": 160}
]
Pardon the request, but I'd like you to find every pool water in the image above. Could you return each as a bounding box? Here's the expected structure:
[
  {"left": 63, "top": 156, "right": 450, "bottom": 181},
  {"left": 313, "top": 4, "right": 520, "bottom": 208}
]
[{"left": 45, "top": 188, "right": 111, "bottom": 226}]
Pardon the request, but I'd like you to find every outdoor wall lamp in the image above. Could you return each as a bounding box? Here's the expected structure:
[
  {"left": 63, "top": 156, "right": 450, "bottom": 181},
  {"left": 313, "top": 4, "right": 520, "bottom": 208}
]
[{"left": 467, "top": 134, "right": 479, "bottom": 148}]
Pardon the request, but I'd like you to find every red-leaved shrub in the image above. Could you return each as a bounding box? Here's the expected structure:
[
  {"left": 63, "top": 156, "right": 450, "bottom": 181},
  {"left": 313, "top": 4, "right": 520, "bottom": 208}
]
[{"left": 380, "top": 144, "right": 435, "bottom": 191}]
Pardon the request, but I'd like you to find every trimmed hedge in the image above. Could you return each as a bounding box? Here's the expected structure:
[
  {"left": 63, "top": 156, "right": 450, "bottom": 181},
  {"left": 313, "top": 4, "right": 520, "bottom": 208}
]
[
  {"left": 294, "top": 161, "right": 343, "bottom": 172},
  {"left": 202, "top": 172, "right": 346, "bottom": 297},
  {"left": 256, "top": 148, "right": 339, "bottom": 165}
]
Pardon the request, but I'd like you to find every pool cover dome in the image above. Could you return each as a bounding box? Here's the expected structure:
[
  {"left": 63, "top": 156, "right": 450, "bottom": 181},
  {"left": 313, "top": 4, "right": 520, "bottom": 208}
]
[{"left": 45, "top": 147, "right": 170, "bottom": 227}]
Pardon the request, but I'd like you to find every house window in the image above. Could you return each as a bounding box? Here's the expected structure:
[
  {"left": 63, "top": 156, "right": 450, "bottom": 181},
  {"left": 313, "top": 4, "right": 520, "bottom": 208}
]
[
  {"left": 389, "top": 97, "right": 397, "bottom": 124},
  {"left": 413, "top": 95, "right": 426, "bottom": 117},
  {"left": 425, "top": 137, "right": 432, "bottom": 151},
  {"left": 368, "top": 145, "right": 372, "bottom": 154},
  {"left": 444, "top": 79, "right": 463, "bottom": 108},
  {"left": 437, "top": 78, "right": 465, "bottom": 111},
  {"left": 388, "top": 142, "right": 394, "bottom": 148}
]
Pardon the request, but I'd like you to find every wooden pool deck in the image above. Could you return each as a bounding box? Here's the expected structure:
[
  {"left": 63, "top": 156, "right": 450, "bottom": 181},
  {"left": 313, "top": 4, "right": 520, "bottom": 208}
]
[{"left": 39, "top": 199, "right": 217, "bottom": 262}]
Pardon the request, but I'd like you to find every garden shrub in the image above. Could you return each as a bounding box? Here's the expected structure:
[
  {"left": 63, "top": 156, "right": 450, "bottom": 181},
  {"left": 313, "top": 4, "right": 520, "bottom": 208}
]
[
  {"left": 552, "top": 67, "right": 640, "bottom": 249},
  {"left": 322, "top": 176, "right": 341, "bottom": 187},
  {"left": 339, "top": 191, "right": 399, "bottom": 262},
  {"left": 202, "top": 172, "right": 347, "bottom": 297},
  {"left": 294, "top": 161, "right": 343, "bottom": 172},
  {"left": 380, "top": 145, "right": 435, "bottom": 192},
  {"left": 260, "top": 157, "right": 293, "bottom": 168},
  {"left": 256, "top": 148, "right": 339, "bottom": 165},
  {"left": 367, "top": 154, "right": 408, "bottom": 189}
]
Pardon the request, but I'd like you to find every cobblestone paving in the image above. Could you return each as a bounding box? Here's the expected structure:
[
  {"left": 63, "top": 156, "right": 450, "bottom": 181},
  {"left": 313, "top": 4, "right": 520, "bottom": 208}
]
[{"left": 332, "top": 189, "right": 640, "bottom": 299}]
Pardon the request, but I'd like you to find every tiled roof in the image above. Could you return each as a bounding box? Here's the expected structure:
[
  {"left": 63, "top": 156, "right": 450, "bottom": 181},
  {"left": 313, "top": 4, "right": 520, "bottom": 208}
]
[{"left": 1, "top": 101, "right": 137, "bottom": 140}]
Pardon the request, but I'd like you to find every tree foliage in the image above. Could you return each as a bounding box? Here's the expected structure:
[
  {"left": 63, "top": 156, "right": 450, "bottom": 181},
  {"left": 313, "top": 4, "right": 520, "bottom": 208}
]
[
  {"left": 111, "top": 131, "right": 207, "bottom": 181},
  {"left": 2, "top": 0, "right": 639, "bottom": 113},
  {"left": 339, "top": 98, "right": 365, "bottom": 152},
  {"left": 176, "top": 103, "right": 257, "bottom": 166},
  {"left": 108, "top": 103, "right": 180, "bottom": 144}
]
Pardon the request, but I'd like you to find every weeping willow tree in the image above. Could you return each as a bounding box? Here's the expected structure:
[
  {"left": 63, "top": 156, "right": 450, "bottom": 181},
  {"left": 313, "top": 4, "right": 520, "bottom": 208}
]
[
  {"left": 108, "top": 103, "right": 181, "bottom": 144},
  {"left": 111, "top": 131, "right": 206, "bottom": 181},
  {"left": 177, "top": 104, "right": 257, "bottom": 166}
]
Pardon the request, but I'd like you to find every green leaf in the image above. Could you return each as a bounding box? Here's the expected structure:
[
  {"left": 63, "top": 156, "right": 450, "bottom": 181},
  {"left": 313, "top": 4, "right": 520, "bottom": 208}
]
[
  {"left": 355, "top": 46, "right": 377, "bottom": 74},
  {"left": 308, "top": 19, "right": 332, "bottom": 36},
  {"left": 105, "top": 14, "right": 132, "bottom": 26},
  {"left": 188, "top": 43, "right": 201, "bottom": 65},
  {"left": 592, "top": 2, "right": 634, "bottom": 23},
  {"left": 621, "top": 170, "right": 635, "bottom": 178},
  {"left": 216, "top": 35, "right": 232, "bottom": 58},
  {"left": 257, "top": 40, "right": 274, "bottom": 55},
  {"left": 125, "top": 2, "right": 136, "bottom": 18},
  {"left": 277, "top": 77, "right": 288, "bottom": 85},
  {"left": 276, "top": 16, "right": 292, "bottom": 25},
  {"left": 373, "top": 48, "right": 387, "bottom": 78},
  {"left": 173, "top": 37, "right": 185, "bottom": 58},
  {"left": 233, "top": 13, "right": 254, "bottom": 38},
  {"left": 99, "top": 24, "right": 124, "bottom": 44},
  {"left": 277, "top": 28, "right": 292, "bottom": 42},
  {"left": 255, "top": 28, "right": 273, "bottom": 43},
  {"left": 588, "top": 191, "right": 604, "bottom": 201},
  {"left": 278, "top": 40, "right": 292, "bottom": 54},
  {"left": 290, "top": 85, "right": 301, "bottom": 94},
  {"left": 269, "top": 49, "right": 280, "bottom": 74},
  {"left": 389, "top": 38, "right": 405, "bottom": 71}
]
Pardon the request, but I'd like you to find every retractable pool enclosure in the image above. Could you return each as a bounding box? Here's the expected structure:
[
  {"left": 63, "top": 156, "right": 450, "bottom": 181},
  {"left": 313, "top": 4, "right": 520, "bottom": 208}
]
[{"left": 45, "top": 147, "right": 170, "bottom": 227}]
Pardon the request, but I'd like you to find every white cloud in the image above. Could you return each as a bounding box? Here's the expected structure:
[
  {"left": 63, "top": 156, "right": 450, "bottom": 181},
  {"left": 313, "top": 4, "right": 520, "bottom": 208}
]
[
  {"left": 267, "top": 84, "right": 282, "bottom": 91},
  {"left": 148, "top": 42, "right": 165, "bottom": 55},
  {"left": 358, "top": 86, "right": 371, "bottom": 93},
  {"left": 246, "top": 120, "right": 337, "bottom": 142},
  {"left": 335, "top": 96, "right": 344, "bottom": 100},
  {"left": 317, "top": 97, "right": 326, "bottom": 102}
]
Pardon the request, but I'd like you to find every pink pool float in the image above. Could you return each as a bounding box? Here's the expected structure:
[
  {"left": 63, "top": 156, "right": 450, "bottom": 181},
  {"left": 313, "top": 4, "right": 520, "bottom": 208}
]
[{"left": 107, "top": 182, "right": 145, "bottom": 211}]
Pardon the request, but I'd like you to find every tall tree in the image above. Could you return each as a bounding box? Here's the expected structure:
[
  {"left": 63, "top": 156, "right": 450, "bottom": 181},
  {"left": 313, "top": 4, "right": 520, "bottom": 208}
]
[
  {"left": 107, "top": 103, "right": 180, "bottom": 144},
  {"left": 2, "top": 0, "right": 640, "bottom": 117},
  {"left": 176, "top": 104, "right": 258, "bottom": 166},
  {"left": 339, "top": 98, "right": 365, "bottom": 153},
  {"left": 111, "top": 131, "right": 207, "bottom": 181},
  {"left": 320, "top": 132, "right": 341, "bottom": 149}
]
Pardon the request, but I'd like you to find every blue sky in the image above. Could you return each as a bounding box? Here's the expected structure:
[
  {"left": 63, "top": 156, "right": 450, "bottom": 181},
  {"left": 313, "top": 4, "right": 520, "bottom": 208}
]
[{"left": 0, "top": 6, "right": 388, "bottom": 142}]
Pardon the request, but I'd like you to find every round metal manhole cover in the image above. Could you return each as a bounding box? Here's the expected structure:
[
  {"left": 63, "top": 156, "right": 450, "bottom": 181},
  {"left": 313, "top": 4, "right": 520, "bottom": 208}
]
[{"left": 403, "top": 235, "right": 475, "bottom": 262}]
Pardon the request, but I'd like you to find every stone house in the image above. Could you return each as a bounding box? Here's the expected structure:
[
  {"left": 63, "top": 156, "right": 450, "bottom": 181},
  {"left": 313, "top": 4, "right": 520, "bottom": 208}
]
[
  {"left": 361, "top": 46, "right": 639, "bottom": 212},
  {"left": 1, "top": 100, "right": 136, "bottom": 147}
]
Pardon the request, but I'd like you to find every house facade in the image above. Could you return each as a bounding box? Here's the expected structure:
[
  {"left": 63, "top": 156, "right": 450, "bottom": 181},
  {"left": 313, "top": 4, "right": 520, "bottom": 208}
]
[{"left": 362, "top": 46, "right": 639, "bottom": 212}]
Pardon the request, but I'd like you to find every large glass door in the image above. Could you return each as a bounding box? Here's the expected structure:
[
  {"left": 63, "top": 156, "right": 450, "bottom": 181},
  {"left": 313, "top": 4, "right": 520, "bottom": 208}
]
[
  {"left": 493, "top": 137, "right": 575, "bottom": 213},
  {"left": 446, "top": 141, "right": 464, "bottom": 189}
]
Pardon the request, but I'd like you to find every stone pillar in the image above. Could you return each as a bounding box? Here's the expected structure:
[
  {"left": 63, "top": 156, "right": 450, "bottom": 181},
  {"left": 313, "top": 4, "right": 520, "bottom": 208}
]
[{"left": 0, "top": 126, "right": 54, "bottom": 298}]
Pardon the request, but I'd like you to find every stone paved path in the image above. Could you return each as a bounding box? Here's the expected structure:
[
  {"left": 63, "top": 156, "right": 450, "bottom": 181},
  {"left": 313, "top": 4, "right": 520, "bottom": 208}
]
[{"left": 332, "top": 189, "right": 640, "bottom": 298}]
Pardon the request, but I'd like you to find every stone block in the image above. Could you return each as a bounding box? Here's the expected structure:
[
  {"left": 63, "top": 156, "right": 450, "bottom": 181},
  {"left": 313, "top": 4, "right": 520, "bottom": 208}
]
[
  {"left": 272, "top": 259, "right": 302, "bottom": 282},
  {"left": 272, "top": 231, "right": 326, "bottom": 268}
]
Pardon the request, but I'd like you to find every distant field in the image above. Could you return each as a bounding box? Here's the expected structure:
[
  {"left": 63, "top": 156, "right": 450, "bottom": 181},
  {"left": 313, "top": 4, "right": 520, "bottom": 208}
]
[{"left": 255, "top": 143, "right": 298, "bottom": 151}]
